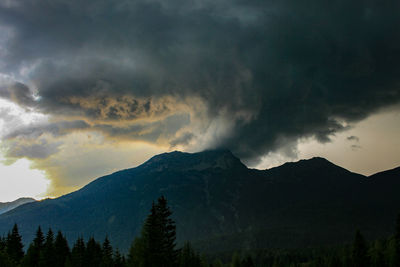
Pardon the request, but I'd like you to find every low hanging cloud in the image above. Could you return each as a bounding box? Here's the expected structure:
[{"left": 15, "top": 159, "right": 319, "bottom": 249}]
[{"left": 0, "top": 0, "right": 400, "bottom": 165}]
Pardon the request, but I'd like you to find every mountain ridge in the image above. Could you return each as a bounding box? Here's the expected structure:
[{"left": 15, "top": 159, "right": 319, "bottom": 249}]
[
  {"left": 0, "top": 197, "right": 36, "bottom": 215},
  {"left": 0, "top": 150, "right": 399, "bottom": 253}
]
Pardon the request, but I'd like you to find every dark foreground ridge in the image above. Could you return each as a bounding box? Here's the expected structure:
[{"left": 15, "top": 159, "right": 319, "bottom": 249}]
[{"left": 0, "top": 150, "right": 399, "bottom": 253}]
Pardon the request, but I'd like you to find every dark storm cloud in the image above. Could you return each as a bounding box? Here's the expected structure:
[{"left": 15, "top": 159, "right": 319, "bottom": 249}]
[
  {"left": 0, "top": 0, "right": 400, "bottom": 162},
  {"left": 0, "top": 82, "right": 36, "bottom": 107}
]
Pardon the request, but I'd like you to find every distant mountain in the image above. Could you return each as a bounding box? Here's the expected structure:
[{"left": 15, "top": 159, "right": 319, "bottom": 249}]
[
  {"left": 0, "top": 150, "right": 399, "bottom": 253},
  {"left": 0, "top": 197, "right": 36, "bottom": 215}
]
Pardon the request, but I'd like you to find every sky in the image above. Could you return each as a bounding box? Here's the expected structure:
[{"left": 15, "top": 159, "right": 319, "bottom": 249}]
[{"left": 0, "top": 0, "right": 399, "bottom": 202}]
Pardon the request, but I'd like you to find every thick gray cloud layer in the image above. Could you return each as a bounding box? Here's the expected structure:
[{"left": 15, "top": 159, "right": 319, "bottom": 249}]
[{"left": 0, "top": 0, "right": 400, "bottom": 162}]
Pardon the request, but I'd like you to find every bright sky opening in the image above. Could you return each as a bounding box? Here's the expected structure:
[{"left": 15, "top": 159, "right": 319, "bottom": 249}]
[{"left": 0, "top": 158, "right": 50, "bottom": 202}]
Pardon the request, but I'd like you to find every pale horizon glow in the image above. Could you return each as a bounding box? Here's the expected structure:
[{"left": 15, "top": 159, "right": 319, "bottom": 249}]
[
  {"left": 256, "top": 108, "right": 400, "bottom": 176},
  {"left": 0, "top": 158, "right": 50, "bottom": 202},
  {"left": 0, "top": 98, "right": 50, "bottom": 202}
]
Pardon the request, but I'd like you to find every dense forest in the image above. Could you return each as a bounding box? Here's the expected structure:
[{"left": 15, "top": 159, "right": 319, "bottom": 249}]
[{"left": 0, "top": 196, "right": 399, "bottom": 267}]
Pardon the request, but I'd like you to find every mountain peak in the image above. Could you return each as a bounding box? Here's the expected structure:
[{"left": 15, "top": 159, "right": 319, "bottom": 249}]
[
  {"left": 302, "top": 157, "right": 335, "bottom": 166},
  {"left": 142, "top": 149, "right": 245, "bottom": 171},
  {"left": 266, "top": 156, "right": 360, "bottom": 178},
  {"left": 294, "top": 157, "right": 340, "bottom": 168},
  {"left": 272, "top": 156, "right": 334, "bottom": 170}
]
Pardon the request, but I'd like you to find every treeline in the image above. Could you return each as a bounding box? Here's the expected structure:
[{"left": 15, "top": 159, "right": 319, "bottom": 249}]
[
  {"left": 1, "top": 196, "right": 400, "bottom": 267},
  {"left": 0, "top": 196, "right": 212, "bottom": 267},
  {"left": 260, "top": 217, "right": 400, "bottom": 267},
  {"left": 206, "top": 215, "right": 400, "bottom": 267},
  {"left": 0, "top": 224, "right": 125, "bottom": 267}
]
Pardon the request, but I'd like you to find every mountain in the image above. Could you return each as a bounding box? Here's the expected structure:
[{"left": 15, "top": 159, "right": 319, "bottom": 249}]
[
  {"left": 0, "top": 197, "right": 36, "bottom": 215},
  {"left": 0, "top": 150, "right": 399, "bottom": 253}
]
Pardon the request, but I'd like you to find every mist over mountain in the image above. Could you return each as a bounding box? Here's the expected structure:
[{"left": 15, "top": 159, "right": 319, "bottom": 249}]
[
  {"left": 0, "top": 198, "right": 36, "bottom": 215},
  {"left": 0, "top": 150, "right": 399, "bottom": 253}
]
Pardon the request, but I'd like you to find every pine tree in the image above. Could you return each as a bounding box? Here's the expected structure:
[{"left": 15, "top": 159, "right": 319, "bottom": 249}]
[
  {"left": 39, "top": 228, "right": 56, "bottom": 267},
  {"left": 101, "top": 236, "right": 114, "bottom": 267},
  {"left": 71, "top": 237, "right": 86, "bottom": 267},
  {"left": 144, "top": 202, "right": 163, "bottom": 267},
  {"left": 85, "top": 237, "right": 102, "bottom": 267},
  {"left": 6, "top": 223, "right": 24, "bottom": 264},
  {"left": 33, "top": 226, "right": 45, "bottom": 249},
  {"left": 54, "top": 230, "right": 70, "bottom": 267},
  {"left": 114, "top": 249, "right": 125, "bottom": 267},
  {"left": 128, "top": 196, "right": 177, "bottom": 267},
  {"left": 352, "top": 230, "right": 369, "bottom": 267},
  {"left": 156, "top": 196, "right": 178, "bottom": 265},
  {"left": 22, "top": 226, "right": 45, "bottom": 267}
]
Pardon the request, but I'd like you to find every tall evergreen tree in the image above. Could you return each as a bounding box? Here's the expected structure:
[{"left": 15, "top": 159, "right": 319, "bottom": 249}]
[
  {"left": 54, "top": 231, "right": 70, "bottom": 267},
  {"left": 101, "top": 236, "right": 114, "bottom": 267},
  {"left": 71, "top": 237, "right": 86, "bottom": 267},
  {"left": 22, "top": 226, "right": 45, "bottom": 267},
  {"left": 33, "top": 226, "right": 45, "bottom": 249},
  {"left": 144, "top": 202, "right": 163, "bottom": 267},
  {"left": 85, "top": 237, "right": 102, "bottom": 267},
  {"left": 156, "top": 196, "right": 178, "bottom": 265},
  {"left": 39, "top": 228, "right": 56, "bottom": 267},
  {"left": 352, "top": 230, "right": 369, "bottom": 267},
  {"left": 6, "top": 224, "right": 24, "bottom": 264},
  {"left": 114, "top": 249, "right": 126, "bottom": 267},
  {"left": 128, "top": 196, "right": 177, "bottom": 267}
]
